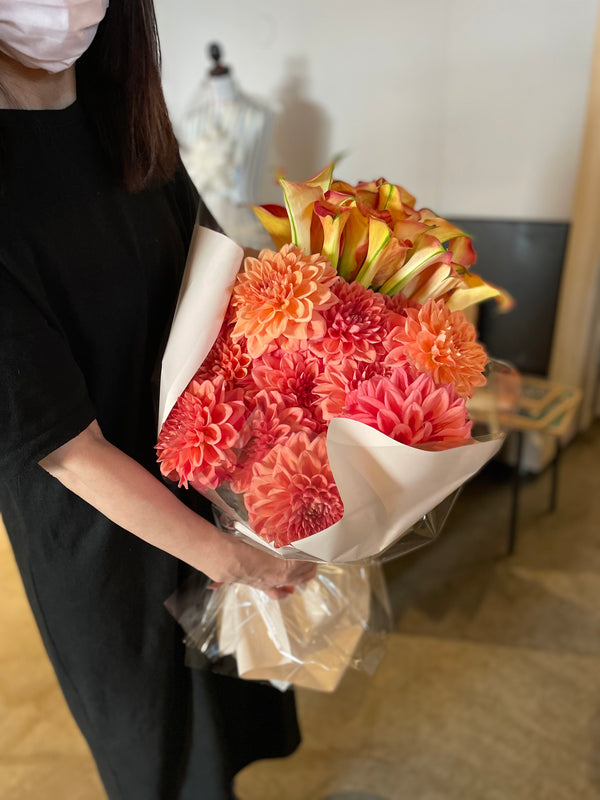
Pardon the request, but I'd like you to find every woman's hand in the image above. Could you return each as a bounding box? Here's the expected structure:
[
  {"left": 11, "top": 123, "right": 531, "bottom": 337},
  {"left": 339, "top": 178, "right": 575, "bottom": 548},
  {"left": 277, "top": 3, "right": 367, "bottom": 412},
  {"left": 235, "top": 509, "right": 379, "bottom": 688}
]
[{"left": 202, "top": 532, "right": 317, "bottom": 600}]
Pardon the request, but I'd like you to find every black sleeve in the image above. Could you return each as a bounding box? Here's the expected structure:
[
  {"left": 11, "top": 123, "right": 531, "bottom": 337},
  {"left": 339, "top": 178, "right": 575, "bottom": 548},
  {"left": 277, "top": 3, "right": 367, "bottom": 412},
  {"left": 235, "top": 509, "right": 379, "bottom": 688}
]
[
  {"left": 173, "top": 159, "right": 224, "bottom": 238},
  {"left": 0, "top": 262, "right": 96, "bottom": 480}
]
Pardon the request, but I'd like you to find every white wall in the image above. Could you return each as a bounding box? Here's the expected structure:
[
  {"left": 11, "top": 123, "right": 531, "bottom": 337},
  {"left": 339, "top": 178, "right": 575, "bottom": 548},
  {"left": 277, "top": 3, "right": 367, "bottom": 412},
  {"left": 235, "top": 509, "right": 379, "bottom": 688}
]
[{"left": 155, "top": 0, "right": 597, "bottom": 221}]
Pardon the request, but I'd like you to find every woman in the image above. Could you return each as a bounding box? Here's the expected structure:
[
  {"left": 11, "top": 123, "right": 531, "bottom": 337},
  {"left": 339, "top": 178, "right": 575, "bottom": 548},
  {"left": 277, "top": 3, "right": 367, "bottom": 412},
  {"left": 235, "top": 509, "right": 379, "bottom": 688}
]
[{"left": 0, "top": 2, "right": 315, "bottom": 798}]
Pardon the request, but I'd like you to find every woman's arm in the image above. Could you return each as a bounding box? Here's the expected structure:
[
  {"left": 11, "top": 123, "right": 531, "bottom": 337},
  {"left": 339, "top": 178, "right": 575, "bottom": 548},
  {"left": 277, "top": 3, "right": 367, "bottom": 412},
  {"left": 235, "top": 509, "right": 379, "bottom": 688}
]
[{"left": 39, "top": 420, "right": 316, "bottom": 599}]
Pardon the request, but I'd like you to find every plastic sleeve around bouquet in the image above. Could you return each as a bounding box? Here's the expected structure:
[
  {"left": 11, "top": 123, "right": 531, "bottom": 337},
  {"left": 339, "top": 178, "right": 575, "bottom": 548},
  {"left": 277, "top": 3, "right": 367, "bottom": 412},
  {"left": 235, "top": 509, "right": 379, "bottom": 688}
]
[{"left": 165, "top": 562, "right": 392, "bottom": 693}]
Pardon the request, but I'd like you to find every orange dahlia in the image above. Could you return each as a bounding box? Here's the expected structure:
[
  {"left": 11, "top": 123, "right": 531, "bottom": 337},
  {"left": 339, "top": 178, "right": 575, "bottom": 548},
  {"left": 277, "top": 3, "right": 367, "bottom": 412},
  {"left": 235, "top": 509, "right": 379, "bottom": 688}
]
[
  {"left": 230, "top": 243, "right": 339, "bottom": 358},
  {"left": 384, "top": 298, "right": 488, "bottom": 397},
  {"left": 245, "top": 432, "right": 344, "bottom": 547},
  {"left": 156, "top": 377, "right": 246, "bottom": 489}
]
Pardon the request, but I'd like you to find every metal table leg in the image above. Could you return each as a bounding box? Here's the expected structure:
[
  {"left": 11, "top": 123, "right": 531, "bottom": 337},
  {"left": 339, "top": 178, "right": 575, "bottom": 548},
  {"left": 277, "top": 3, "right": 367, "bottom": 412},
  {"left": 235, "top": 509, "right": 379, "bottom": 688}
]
[
  {"left": 549, "top": 438, "right": 563, "bottom": 513},
  {"left": 508, "top": 430, "right": 524, "bottom": 556}
]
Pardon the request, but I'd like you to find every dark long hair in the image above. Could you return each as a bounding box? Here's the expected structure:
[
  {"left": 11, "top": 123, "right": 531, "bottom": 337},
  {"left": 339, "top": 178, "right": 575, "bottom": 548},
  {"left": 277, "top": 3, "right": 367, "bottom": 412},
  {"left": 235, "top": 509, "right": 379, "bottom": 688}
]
[{"left": 76, "top": 0, "right": 179, "bottom": 192}]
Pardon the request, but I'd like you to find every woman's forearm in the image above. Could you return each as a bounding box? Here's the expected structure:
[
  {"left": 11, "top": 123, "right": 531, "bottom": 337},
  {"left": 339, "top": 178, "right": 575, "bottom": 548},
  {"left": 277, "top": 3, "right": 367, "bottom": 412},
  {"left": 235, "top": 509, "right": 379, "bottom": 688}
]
[
  {"left": 40, "top": 421, "right": 227, "bottom": 571},
  {"left": 39, "top": 420, "right": 316, "bottom": 595}
]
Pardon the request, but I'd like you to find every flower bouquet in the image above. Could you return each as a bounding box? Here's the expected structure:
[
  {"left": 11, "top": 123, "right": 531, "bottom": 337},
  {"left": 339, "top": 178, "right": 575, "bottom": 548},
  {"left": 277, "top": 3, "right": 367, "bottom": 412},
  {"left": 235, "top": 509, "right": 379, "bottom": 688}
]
[{"left": 157, "top": 165, "right": 510, "bottom": 690}]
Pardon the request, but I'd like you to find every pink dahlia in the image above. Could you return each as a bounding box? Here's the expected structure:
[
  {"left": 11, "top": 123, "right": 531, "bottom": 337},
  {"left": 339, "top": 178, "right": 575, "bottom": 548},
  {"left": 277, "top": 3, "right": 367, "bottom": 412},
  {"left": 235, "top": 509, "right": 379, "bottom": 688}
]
[
  {"left": 229, "top": 390, "right": 308, "bottom": 494},
  {"left": 342, "top": 368, "right": 472, "bottom": 445},
  {"left": 250, "top": 348, "right": 326, "bottom": 431},
  {"left": 382, "top": 292, "right": 421, "bottom": 314},
  {"left": 230, "top": 243, "right": 339, "bottom": 357},
  {"left": 195, "top": 324, "right": 252, "bottom": 387},
  {"left": 309, "top": 279, "right": 389, "bottom": 364},
  {"left": 245, "top": 432, "right": 344, "bottom": 547},
  {"left": 314, "top": 359, "right": 391, "bottom": 420},
  {"left": 156, "top": 376, "right": 246, "bottom": 489},
  {"left": 384, "top": 298, "right": 488, "bottom": 397}
]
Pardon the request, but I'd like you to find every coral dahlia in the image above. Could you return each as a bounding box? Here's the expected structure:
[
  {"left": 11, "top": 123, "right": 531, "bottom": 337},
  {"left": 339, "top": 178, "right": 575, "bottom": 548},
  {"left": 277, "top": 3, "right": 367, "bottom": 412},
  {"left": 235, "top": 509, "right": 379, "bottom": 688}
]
[
  {"left": 156, "top": 376, "right": 246, "bottom": 489},
  {"left": 245, "top": 432, "right": 344, "bottom": 547},
  {"left": 250, "top": 348, "right": 326, "bottom": 431},
  {"left": 229, "top": 390, "right": 308, "bottom": 494},
  {"left": 195, "top": 324, "right": 252, "bottom": 387},
  {"left": 314, "top": 359, "right": 391, "bottom": 420},
  {"left": 342, "top": 368, "right": 472, "bottom": 445},
  {"left": 309, "top": 279, "right": 389, "bottom": 364}
]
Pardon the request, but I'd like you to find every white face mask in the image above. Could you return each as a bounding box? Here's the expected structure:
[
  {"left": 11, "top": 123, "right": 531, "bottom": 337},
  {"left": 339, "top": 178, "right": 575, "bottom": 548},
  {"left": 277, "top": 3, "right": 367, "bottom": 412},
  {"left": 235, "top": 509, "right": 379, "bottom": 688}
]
[{"left": 0, "top": 0, "right": 109, "bottom": 73}]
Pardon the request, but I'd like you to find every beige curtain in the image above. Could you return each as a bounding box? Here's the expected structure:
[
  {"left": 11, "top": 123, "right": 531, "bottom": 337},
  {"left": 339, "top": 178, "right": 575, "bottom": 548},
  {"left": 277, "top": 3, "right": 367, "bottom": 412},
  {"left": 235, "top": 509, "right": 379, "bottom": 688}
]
[{"left": 549, "top": 9, "right": 600, "bottom": 429}]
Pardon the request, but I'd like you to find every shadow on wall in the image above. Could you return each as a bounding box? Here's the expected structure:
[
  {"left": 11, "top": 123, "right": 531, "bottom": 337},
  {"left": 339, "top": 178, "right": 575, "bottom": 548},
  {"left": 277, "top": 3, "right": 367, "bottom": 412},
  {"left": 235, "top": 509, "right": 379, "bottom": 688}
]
[{"left": 260, "top": 55, "right": 332, "bottom": 200}]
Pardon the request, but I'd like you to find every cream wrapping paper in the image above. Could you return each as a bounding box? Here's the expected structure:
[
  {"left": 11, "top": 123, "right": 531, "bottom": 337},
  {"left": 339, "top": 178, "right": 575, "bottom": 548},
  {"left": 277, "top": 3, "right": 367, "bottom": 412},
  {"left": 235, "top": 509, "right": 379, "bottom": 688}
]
[
  {"left": 158, "top": 224, "right": 504, "bottom": 564},
  {"left": 158, "top": 225, "right": 244, "bottom": 434}
]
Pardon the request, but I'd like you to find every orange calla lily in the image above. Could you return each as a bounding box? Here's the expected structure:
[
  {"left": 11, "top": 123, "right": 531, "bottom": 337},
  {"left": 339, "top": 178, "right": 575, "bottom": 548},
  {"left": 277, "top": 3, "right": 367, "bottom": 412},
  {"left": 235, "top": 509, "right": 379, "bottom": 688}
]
[
  {"left": 379, "top": 235, "right": 450, "bottom": 296},
  {"left": 401, "top": 262, "right": 462, "bottom": 305},
  {"left": 252, "top": 204, "right": 291, "bottom": 250},
  {"left": 337, "top": 206, "right": 370, "bottom": 280},
  {"left": 446, "top": 267, "right": 514, "bottom": 312},
  {"left": 280, "top": 180, "right": 324, "bottom": 254},
  {"left": 447, "top": 235, "right": 477, "bottom": 268},
  {"left": 355, "top": 218, "right": 413, "bottom": 289},
  {"left": 253, "top": 165, "right": 510, "bottom": 312},
  {"left": 314, "top": 200, "right": 351, "bottom": 270}
]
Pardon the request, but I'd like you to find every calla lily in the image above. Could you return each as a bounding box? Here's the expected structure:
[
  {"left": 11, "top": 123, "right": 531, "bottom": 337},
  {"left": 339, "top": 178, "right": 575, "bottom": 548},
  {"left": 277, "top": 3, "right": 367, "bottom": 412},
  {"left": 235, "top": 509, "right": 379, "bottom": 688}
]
[
  {"left": 355, "top": 218, "right": 410, "bottom": 288},
  {"left": 314, "top": 200, "right": 351, "bottom": 270},
  {"left": 392, "top": 219, "right": 430, "bottom": 242},
  {"left": 337, "top": 206, "right": 370, "bottom": 280},
  {"left": 349, "top": 177, "right": 417, "bottom": 213},
  {"left": 377, "top": 182, "right": 420, "bottom": 223},
  {"left": 401, "top": 262, "right": 462, "bottom": 304},
  {"left": 252, "top": 204, "right": 291, "bottom": 250},
  {"left": 280, "top": 180, "right": 325, "bottom": 254},
  {"left": 380, "top": 235, "right": 449, "bottom": 296},
  {"left": 355, "top": 218, "right": 392, "bottom": 286},
  {"left": 447, "top": 235, "right": 477, "bottom": 268},
  {"left": 446, "top": 267, "right": 514, "bottom": 311},
  {"left": 370, "top": 238, "right": 411, "bottom": 288},
  {"left": 304, "top": 163, "right": 335, "bottom": 192},
  {"left": 330, "top": 179, "right": 357, "bottom": 195},
  {"left": 253, "top": 165, "right": 509, "bottom": 312},
  {"left": 278, "top": 164, "right": 334, "bottom": 253},
  {"left": 419, "top": 210, "right": 470, "bottom": 247}
]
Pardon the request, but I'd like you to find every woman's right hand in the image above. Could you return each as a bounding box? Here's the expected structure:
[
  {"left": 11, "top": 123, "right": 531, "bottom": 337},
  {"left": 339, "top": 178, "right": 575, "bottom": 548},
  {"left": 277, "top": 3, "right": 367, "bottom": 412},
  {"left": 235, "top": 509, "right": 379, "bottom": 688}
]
[{"left": 200, "top": 530, "right": 318, "bottom": 600}]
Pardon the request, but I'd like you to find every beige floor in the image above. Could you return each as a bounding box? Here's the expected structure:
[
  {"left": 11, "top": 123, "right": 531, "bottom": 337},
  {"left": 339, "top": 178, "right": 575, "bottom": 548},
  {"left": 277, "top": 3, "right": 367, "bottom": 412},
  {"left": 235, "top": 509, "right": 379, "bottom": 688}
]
[{"left": 2, "top": 423, "right": 600, "bottom": 799}]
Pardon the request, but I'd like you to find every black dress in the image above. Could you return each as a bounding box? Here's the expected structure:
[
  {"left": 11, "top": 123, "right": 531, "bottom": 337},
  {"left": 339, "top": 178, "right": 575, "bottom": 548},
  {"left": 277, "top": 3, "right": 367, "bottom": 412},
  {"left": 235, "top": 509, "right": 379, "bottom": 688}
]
[{"left": 0, "top": 101, "right": 299, "bottom": 800}]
